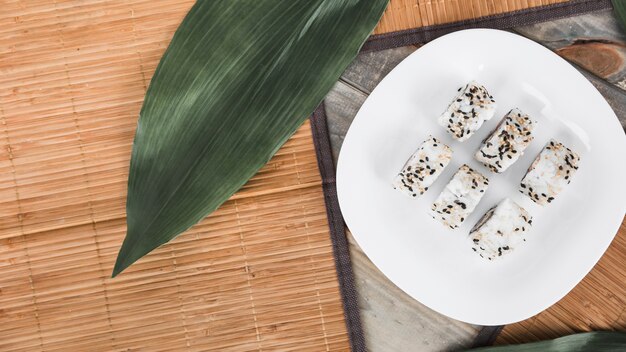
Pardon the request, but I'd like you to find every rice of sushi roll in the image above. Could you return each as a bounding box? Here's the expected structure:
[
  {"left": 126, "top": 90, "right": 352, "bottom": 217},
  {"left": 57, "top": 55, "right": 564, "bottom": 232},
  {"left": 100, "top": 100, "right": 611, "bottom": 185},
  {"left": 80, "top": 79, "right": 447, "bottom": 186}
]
[
  {"left": 430, "top": 164, "right": 489, "bottom": 229},
  {"left": 393, "top": 136, "right": 453, "bottom": 198},
  {"left": 437, "top": 81, "right": 497, "bottom": 142},
  {"left": 475, "top": 108, "right": 536, "bottom": 173},
  {"left": 519, "top": 139, "right": 580, "bottom": 205},
  {"left": 469, "top": 198, "right": 533, "bottom": 260}
]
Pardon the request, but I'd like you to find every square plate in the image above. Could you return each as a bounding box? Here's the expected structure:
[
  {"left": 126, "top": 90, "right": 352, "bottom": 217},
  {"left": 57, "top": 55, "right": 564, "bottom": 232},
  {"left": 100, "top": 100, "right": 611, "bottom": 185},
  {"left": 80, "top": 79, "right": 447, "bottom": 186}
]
[{"left": 337, "top": 29, "right": 626, "bottom": 325}]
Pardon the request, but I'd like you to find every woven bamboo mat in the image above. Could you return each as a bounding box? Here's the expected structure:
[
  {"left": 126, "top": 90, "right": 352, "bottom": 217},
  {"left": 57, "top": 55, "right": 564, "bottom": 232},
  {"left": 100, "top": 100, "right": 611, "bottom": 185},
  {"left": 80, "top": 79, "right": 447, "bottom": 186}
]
[
  {"left": 0, "top": 1, "right": 347, "bottom": 351},
  {"left": 374, "top": 0, "right": 568, "bottom": 33},
  {"left": 0, "top": 0, "right": 595, "bottom": 351}
]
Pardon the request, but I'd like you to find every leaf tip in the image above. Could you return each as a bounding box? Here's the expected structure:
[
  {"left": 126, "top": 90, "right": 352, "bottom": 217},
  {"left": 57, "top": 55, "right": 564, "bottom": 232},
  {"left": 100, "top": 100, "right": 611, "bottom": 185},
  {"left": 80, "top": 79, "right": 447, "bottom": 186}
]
[
  {"left": 111, "top": 235, "right": 139, "bottom": 278},
  {"left": 111, "top": 260, "right": 125, "bottom": 278}
]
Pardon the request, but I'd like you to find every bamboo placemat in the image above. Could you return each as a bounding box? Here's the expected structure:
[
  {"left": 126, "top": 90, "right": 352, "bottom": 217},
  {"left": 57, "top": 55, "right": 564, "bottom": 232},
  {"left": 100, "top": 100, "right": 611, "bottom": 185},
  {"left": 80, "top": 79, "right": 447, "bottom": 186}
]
[
  {"left": 1, "top": 2, "right": 348, "bottom": 351},
  {"left": 0, "top": 0, "right": 615, "bottom": 351},
  {"left": 374, "top": 0, "right": 568, "bottom": 34}
]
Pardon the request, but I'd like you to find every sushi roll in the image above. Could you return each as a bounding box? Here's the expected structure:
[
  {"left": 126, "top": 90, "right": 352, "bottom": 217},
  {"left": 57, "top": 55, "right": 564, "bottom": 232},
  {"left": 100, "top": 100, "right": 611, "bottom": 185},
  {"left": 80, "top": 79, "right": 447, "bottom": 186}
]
[
  {"left": 475, "top": 108, "right": 536, "bottom": 173},
  {"left": 393, "top": 136, "right": 453, "bottom": 198},
  {"left": 430, "top": 164, "right": 489, "bottom": 229},
  {"left": 519, "top": 139, "right": 581, "bottom": 205},
  {"left": 469, "top": 198, "right": 533, "bottom": 260},
  {"left": 437, "top": 81, "right": 497, "bottom": 142}
]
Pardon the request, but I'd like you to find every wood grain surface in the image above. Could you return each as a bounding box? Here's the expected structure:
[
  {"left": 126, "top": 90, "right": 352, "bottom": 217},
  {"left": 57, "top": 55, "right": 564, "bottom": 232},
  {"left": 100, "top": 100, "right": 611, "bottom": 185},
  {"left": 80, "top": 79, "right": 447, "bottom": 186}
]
[{"left": 516, "top": 10, "right": 626, "bottom": 93}]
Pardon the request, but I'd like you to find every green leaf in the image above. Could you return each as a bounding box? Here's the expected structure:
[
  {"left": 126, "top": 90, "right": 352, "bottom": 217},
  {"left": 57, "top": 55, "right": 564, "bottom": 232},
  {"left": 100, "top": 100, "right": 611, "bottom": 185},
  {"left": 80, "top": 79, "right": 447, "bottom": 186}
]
[
  {"left": 112, "top": 0, "right": 389, "bottom": 276},
  {"left": 614, "top": 0, "right": 626, "bottom": 31},
  {"left": 470, "top": 332, "right": 626, "bottom": 352}
]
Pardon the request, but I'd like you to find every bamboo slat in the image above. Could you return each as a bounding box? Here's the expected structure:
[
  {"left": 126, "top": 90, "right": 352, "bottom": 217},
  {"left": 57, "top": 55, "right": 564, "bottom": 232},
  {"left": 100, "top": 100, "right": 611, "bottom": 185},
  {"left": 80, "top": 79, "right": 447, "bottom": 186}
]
[
  {"left": 374, "top": 0, "right": 569, "bottom": 34},
  {"left": 0, "top": 0, "right": 578, "bottom": 351}
]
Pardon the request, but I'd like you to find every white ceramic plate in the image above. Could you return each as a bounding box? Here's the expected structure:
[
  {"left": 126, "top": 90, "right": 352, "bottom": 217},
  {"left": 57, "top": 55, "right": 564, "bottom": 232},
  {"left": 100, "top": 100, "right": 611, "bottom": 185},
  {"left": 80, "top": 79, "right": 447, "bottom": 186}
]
[{"left": 337, "top": 29, "right": 626, "bottom": 325}]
